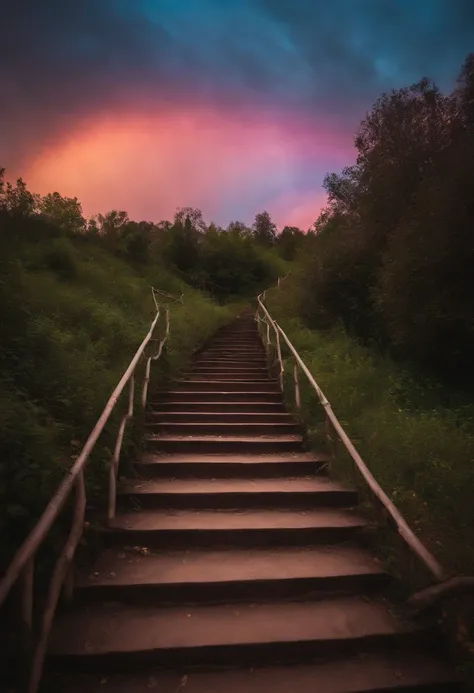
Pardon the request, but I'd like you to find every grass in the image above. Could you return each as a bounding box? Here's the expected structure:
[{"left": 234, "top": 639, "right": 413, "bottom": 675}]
[
  {"left": 266, "top": 274, "right": 474, "bottom": 682},
  {"left": 0, "top": 224, "right": 234, "bottom": 572},
  {"left": 266, "top": 275, "right": 474, "bottom": 581}
]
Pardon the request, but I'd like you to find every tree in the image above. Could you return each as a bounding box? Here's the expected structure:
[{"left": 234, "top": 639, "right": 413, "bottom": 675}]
[
  {"left": 174, "top": 207, "right": 207, "bottom": 233},
  {"left": 252, "top": 211, "right": 277, "bottom": 247},
  {"left": 0, "top": 174, "right": 39, "bottom": 216},
  {"left": 227, "top": 221, "right": 252, "bottom": 238},
  {"left": 455, "top": 53, "right": 474, "bottom": 132},
  {"left": 86, "top": 216, "right": 100, "bottom": 236},
  {"left": 276, "top": 225, "right": 304, "bottom": 260},
  {"left": 40, "top": 192, "right": 86, "bottom": 233},
  {"left": 96, "top": 210, "right": 129, "bottom": 241}
]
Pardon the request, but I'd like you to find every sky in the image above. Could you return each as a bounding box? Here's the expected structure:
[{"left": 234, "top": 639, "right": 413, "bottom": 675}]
[{"left": 1, "top": 1, "right": 473, "bottom": 230}]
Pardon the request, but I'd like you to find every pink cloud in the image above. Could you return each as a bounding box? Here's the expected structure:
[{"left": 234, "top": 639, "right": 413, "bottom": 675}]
[
  {"left": 271, "top": 189, "right": 329, "bottom": 230},
  {"left": 24, "top": 103, "right": 353, "bottom": 226}
]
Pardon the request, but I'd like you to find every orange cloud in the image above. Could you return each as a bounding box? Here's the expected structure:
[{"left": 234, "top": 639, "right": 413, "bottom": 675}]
[{"left": 25, "top": 104, "right": 352, "bottom": 227}]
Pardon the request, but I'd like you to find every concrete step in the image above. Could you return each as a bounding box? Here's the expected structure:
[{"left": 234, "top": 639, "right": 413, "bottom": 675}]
[
  {"left": 187, "top": 371, "right": 269, "bottom": 380},
  {"left": 44, "top": 311, "right": 460, "bottom": 693},
  {"left": 154, "top": 390, "right": 283, "bottom": 403},
  {"left": 189, "top": 366, "right": 269, "bottom": 373},
  {"left": 209, "top": 338, "right": 262, "bottom": 344},
  {"left": 134, "top": 452, "right": 328, "bottom": 478},
  {"left": 117, "top": 476, "right": 357, "bottom": 509},
  {"left": 146, "top": 421, "right": 301, "bottom": 436},
  {"left": 75, "top": 544, "right": 388, "bottom": 604},
  {"left": 145, "top": 434, "right": 304, "bottom": 454},
  {"left": 191, "top": 361, "right": 267, "bottom": 368},
  {"left": 171, "top": 379, "right": 280, "bottom": 392},
  {"left": 149, "top": 401, "right": 286, "bottom": 413},
  {"left": 192, "top": 360, "right": 269, "bottom": 368},
  {"left": 47, "top": 652, "right": 461, "bottom": 693},
  {"left": 48, "top": 597, "right": 425, "bottom": 671},
  {"left": 202, "top": 345, "right": 265, "bottom": 357},
  {"left": 101, "top": 507, "right": 369, "bottom": 547},
  {"left": 147, "top": 411, "right": 293, "bottom": 422}
]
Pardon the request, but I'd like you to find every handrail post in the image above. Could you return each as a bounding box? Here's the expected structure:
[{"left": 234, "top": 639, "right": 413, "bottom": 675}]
[
  {"left": 293, "top": 361, "right": 301, "bottom": 408},
  {"left": 108, "top": 374, "right": 135, "bottom": 521},
  {"left": 275, "top": 329, "right": 284, "bottom": 391},
  {"left": 28, "top": 470, "right": 86, "bottom": 693}
]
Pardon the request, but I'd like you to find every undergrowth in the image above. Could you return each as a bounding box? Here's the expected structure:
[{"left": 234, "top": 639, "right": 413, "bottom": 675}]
[
  {"left": 267, "top": 275, "right": 474, "bottom": 580},
  {"left": 0, "top": 217, "right": 234, "bottom": 572}
]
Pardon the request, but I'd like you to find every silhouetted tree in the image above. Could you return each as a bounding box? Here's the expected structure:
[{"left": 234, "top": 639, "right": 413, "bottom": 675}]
[{"left": 253, "top": 211, "right": 277, "bottom": 247}]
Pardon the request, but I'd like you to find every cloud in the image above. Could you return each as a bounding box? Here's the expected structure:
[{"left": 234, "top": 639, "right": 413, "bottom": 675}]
[
  {"left": 25, "top": 105, "right": 352, "bottom": 227},
  {"left": 2, "top": 0, "right": 473, "bottom": 225}
]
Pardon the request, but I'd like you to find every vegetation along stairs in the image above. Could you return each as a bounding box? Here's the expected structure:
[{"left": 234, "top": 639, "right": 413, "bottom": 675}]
[{"left": 45, "top": 308, "right": 460, "bottom": 692}]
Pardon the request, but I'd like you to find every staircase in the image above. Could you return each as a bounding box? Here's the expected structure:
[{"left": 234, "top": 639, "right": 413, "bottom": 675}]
[{"left": 45, "top": 310, "right": 459, "bottom": 692}]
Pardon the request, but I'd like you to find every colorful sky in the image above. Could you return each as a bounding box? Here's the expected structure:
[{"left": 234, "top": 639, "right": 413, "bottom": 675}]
[{"left": 1, "top": 1, "right": 473, "bottom": 229}]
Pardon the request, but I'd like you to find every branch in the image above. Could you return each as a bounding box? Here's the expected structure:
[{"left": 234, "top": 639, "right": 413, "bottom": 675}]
[{"left": 409, "top": 576, "right": 474, "bottom": 611}]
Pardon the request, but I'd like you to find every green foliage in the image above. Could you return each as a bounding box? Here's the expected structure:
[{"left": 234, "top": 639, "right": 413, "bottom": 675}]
[
  {"left": 276, "top": 225, "right": 304, "bottom": 260},
  {"left": 0, "top": 209, "right": 232, "bottom": 570},
  {"left": 252, "top": 210, "right": 277, "bottom": 247},
  {"left": 268, "top": 279, "right": 474, "bottom": 575},
  {"left": 39, "top": 192, "right": 86, "bottom": 233},
  {"left": 300, "top": 53, "right": 474, "bottom": 387}
]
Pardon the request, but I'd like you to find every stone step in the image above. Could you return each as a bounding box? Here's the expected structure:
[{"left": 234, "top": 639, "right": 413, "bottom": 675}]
[
  {"left": 147, "top": 411, "right": 293, "bottom": 422},
  {"left": 117, "top": 476, "right": 357, "bottom": 509},
  {"left": 194, "top": 358, "right": 268, "bottom": 365},
  {"left": 154, "top": 390, "right": 283, "bottom": 403},
  {"left": 203, "top": 348, "right": 263, "bottom": 355},
  {"left": 171, "top": 379, "right": 280, "bottom": 392},
  {"left": 48, "top": 597, "right": 425, "bottom": 671},
  {"left": 48, "top": 652, "right": 461, "bottom": 693},
  {"left": 149, "top": 401, "right": 286, "bottom": 413},
  {"left": 145, "top": 434, "right": 304, "bottom": 454},
  {"left": 146, "top": 421, "right": 301, "bottom": 436},
  {"left": 187, "top": 372, "right": 269, "bottom": 380},
  {"left": 134, "top": 452, "right": 328, "bottom": 478},
  {"left": 101, "top": 507, "right": 369, "bottom": 548},
  {"left": 75, "top": 544, "right": 388, "bottom": 604}
]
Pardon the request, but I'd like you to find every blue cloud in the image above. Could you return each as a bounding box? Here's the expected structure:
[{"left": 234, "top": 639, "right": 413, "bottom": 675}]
[{"left": 1, "top": 0, "right": 473, "bottom": 171}]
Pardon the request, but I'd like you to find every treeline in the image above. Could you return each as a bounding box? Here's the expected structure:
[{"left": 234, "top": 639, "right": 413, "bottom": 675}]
[
  {"left": 0, "top": 172, "right": 304, "bottom": 300},
  {"left": 298, "top": 53, "right": 474, "bottom": 388}
]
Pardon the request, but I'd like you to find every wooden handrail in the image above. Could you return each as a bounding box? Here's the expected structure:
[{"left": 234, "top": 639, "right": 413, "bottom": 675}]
[
  {"left": 0, "top": 288, "right": 180, "bottom": 693},
  {"left": 256, "top": 291, "right": 446, "bottom": 582}
]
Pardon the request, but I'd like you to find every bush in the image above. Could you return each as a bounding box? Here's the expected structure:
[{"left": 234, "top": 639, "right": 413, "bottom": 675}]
[
  {"left": 267, "top": 278, "right": 474, "bottom": 576},
  {"left": 43, "top": 237, "right": 78, "bottom": 279},
  {"left": 0, "top": 214, "right": 233, "bottom": 570}
]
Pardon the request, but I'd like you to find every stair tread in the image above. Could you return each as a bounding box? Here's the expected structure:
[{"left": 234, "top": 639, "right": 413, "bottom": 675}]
[
  {"left": 150, "top": 420, "right": 298, "bottom": 424},
  {"left": 146, "top": 434, "right": 303, "bottom": 442},
  {"left": 150, "top": 401, "right": 285, "bottom": 407},
  {"left": 107, "top": 508, "right": 368, "bottom": 532},
  {"left": 139, "top": 452, "right": 328, "bottom": 464},
  {"left": 149, "top": 411, "right": 292, "bottom": 417},
  {"left": 49, "top": 596, "right": 413, "bottom": 656},
  {"left": 176, "top": 377, "right": 274, "bottom": 380},
  {"left": 118, "top": 477, "right": 351, "bottom": 495},
  {"left": 157, "top": 390, "right": 282, "bottom": 395},
  {"left": 49, "top": 652, "right": 459, "bottom": 693},
  {"left": 44, "top": 315, "right": 458, "bottom": 689},
  {"left": 78, "top": 545, "right": 385, "bottom": 589}
]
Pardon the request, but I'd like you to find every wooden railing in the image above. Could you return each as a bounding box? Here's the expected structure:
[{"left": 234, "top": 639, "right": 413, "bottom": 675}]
[
  {"left": 255, "top": 288, "right": 446, "bottom": 583},
  {"left": 257, "top": 283, "right": 474, "bottom": 617},
  {"left": 0, "top": 287, "right": 178, "bottom": 693}
]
